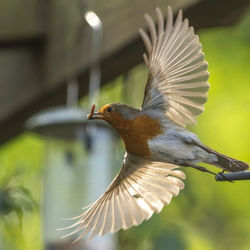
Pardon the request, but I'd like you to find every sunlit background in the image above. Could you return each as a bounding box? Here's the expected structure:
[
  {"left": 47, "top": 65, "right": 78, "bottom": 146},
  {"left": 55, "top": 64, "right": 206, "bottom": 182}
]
[{"left": 0, "top": 2, "right": 249, "bottom": 250}]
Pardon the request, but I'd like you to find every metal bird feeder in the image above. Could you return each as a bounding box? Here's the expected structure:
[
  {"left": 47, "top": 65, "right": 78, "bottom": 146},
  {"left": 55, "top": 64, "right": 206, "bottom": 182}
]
[
  {"left": 25, "top": 9, "right": 117, "bottom": 250},
  {"left": 26, "top": 105, "right": 117, "bottom": 250}
]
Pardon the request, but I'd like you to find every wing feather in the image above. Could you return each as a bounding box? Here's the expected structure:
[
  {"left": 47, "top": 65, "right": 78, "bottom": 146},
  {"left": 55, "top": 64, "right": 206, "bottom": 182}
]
[
  {"left": 123, "top": 178, "right": 155, "bottom": 220},
  {"left": 60, "top": 153, "right": 185, "bottom": 241},
  {"left": 133, "top": 171, "right": 174, "bottom": 204},
  {"left": 122, "top": 181, "right": 145, "bottom": 224},
  {"left": 119, "top": 184, "right": 135, "bottom": 227},
  {"left": 141, "top": 7, "right": 209, "bottom": 126},
  {"left": 134, "top": 170, "right": 180, "bottom": 197},
  {"left": 112, "top": 188, "right": 124, "bottom": 232},
  {"left": 99, "top": 193, "right": 112, "bottom": 236},
  {"left": 89, "top": 195, "right": 110, "bottom": 239}
]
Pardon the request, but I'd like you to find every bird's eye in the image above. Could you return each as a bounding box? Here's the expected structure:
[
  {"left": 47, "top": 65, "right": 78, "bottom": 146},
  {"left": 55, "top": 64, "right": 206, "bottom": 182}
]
[{"left": 107, "top": 106, "right": 112, "bottom": 113}]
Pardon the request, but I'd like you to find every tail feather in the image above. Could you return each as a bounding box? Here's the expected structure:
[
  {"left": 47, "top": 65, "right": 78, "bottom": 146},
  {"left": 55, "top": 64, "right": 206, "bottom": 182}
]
[
  {"left": 201, "top": 145, "right": 249, "bottom": 172},
  {"left": 213, "top": 153, "right": 249, "bottom": 172}
]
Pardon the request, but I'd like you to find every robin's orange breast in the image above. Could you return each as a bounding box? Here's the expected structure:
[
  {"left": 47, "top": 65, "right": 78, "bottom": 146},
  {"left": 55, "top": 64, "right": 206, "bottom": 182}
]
[{"left": 108, "top": 113, "right": 163, "bottom": 157}]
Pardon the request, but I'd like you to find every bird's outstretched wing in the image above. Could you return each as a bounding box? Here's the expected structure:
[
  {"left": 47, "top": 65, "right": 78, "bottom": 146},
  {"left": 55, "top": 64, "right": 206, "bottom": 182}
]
[
  {"left": 60, "top": 153, "right": 185, "bottom": 241},
  {"left": 140, "top": 6, "right": 209, "bottom": 127}
]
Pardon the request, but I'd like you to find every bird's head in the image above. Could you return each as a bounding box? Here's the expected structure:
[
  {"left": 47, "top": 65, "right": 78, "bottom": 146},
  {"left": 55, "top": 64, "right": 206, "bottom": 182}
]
[
  {"left": 87, "top": 103, "right": 140, "bottom": 128},
  {"left": 87, "top": 103, "right": 119, "bottom": 121}
]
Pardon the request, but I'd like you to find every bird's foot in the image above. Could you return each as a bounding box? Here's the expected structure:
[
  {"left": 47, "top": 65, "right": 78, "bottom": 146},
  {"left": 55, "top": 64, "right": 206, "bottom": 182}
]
[{"left": 217, "top": 170, "right": 234, "bottom": 183}]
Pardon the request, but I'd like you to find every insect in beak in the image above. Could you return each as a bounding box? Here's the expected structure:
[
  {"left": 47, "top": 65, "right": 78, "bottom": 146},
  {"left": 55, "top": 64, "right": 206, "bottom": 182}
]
[{"left": 87, "top": 104, "right": 104, "bottom": 120}]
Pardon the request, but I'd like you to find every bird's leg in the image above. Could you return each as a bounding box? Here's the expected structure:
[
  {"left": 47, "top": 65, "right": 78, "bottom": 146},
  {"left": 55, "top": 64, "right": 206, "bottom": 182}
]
[
  {"left": 186, "top": 165, "right": 234, "bottom": 183},
  {"left": 185, "top": 164, "right": 217, "bottom": 176}
]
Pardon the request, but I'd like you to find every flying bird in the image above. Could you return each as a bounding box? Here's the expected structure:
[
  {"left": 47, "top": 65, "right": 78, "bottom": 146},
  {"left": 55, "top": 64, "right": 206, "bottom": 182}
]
[{"left": 61, "top": 6, "right": 249, "bottom": 241}]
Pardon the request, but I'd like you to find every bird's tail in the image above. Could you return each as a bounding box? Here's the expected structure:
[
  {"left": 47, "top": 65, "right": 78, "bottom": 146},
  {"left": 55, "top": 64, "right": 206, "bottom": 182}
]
[{"left": 201, "top": 145, "right": 249, "bottom": 172}]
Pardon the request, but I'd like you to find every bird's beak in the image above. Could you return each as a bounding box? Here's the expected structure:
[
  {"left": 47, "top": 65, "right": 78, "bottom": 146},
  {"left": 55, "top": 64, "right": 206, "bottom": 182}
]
[{"left": 87, "top": 112, "right": 104, "bottom": 120}]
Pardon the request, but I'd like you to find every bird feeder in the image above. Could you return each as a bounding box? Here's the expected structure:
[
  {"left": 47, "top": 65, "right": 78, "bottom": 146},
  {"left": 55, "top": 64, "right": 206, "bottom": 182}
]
[{"left": 26, "top": 106, "right": 117, "bottom": 250}]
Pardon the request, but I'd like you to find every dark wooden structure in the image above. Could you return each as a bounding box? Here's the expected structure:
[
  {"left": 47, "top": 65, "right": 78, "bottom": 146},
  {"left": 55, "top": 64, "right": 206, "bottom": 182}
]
[{"left": 0, "top": 0, "right": 249, "bottom": 144}]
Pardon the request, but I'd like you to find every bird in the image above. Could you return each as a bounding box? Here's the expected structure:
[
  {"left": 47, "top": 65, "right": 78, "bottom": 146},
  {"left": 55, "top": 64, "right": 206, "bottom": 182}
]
[{"left": 61, "top": 6, "right": 249, "bottom": 241}]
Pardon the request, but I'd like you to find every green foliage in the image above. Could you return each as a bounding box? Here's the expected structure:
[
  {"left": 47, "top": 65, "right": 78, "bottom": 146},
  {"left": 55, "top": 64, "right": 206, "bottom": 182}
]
[{"left": 0, "top": 135, "right": 44, "bottom": 250}]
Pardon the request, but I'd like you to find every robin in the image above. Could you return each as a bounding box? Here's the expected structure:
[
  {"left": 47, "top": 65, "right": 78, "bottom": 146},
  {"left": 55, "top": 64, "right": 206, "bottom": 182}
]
[{"left": 62, "top": 6, "right": 249, "bottom": 241}]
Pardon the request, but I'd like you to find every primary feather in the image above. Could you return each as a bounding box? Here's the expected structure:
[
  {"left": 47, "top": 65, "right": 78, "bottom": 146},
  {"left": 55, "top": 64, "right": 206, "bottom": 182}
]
[
  {"left": 60, "top": 153, "right": 185, "bottom": 241},
  {"left": 140, "top": 6, "right": 210, "bottom": 127}
]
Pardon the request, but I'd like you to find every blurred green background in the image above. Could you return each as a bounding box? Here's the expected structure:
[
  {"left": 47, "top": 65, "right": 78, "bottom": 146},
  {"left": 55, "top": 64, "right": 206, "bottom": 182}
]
[{"left": 0, "top": 10, "right": 249, "bottom": 250}]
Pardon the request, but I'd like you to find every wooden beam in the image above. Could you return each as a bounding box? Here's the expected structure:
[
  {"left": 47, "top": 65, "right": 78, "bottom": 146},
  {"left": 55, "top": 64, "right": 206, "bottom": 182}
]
[
  {"left": 184, "top": 0, "right": 250, "bottom": 28},
  {"left": 0, "top": 48, "right": 45, "bottom": 122},
  {"left": 0, "top": 0, "right": 45, "bottom": 43},
  {"left": 44, "top": 0, "right": 198, "bottom": 88}
]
